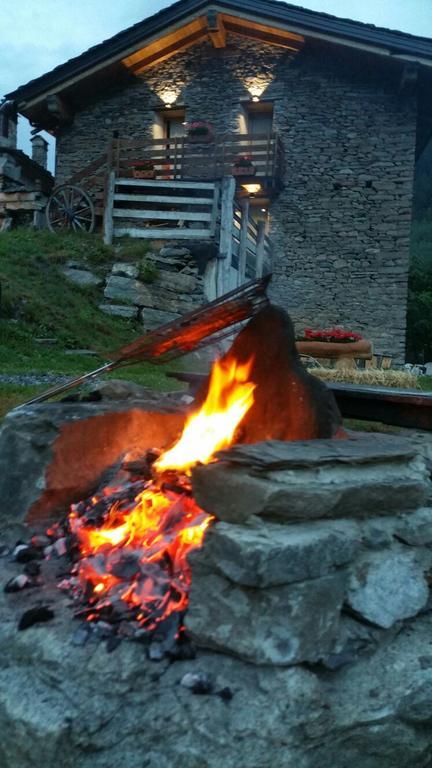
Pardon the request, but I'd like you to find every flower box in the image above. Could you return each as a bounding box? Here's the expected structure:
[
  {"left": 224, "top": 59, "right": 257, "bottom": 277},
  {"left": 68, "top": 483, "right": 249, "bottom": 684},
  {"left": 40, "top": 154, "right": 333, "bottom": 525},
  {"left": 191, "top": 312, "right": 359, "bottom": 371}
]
[
  {"left": 232, "top": 166, "right": 256, "bottom": 176},
  {"left": 186, "top": 133, "right": 214, "bottom": 143},
  {"left": 185, "top": 121, "right": 214, "bottom": 143},
  {"left": 296, "top": 339, "right": 373, "bottom": 359},
  {"left": 133, "top": 168, "right": 156, "bottom": 179}
]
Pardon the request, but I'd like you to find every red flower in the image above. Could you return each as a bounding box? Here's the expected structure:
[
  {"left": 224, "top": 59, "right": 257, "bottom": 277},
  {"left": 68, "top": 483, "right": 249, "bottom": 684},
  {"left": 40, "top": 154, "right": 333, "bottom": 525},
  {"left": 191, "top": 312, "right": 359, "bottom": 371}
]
[{"left": 302, "top": 327, "right": 363, "bottom": 343}]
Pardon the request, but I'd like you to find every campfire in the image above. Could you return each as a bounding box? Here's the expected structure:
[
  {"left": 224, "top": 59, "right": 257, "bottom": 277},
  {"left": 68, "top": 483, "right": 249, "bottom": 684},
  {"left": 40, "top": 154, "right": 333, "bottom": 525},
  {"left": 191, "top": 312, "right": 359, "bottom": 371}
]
[
  {"left": 3, "top": 303, "right": 346, "bottom": 654},
  {"left": 62, "top": 356, "right": 255, "bottom": 642}
]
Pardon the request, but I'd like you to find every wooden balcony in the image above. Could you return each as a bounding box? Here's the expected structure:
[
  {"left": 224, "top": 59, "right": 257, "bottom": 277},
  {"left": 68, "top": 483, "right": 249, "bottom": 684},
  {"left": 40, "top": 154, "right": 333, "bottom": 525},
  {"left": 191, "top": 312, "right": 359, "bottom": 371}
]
[{"left": 110, "top": 132, "right": 284, "bottom": 192}]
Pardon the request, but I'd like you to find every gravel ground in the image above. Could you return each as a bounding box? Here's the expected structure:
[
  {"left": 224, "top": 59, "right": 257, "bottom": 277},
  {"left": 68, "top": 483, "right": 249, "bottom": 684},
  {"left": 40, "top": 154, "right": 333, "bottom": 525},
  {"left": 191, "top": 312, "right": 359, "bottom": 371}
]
[{"left": 0, "top": 374, "right": 72, "bottom": 386}]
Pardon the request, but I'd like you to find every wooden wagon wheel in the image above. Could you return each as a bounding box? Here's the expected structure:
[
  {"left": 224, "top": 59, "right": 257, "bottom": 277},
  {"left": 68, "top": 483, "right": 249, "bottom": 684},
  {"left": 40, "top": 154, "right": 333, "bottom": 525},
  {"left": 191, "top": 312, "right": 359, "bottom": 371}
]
[{"left": 46, "top": 184, "right": 95, "bottom": 233}]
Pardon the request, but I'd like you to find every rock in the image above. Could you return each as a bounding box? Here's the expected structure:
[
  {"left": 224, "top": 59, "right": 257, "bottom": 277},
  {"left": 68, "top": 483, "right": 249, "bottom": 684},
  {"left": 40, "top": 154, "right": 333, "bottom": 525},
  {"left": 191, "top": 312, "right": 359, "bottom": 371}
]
[
  {"left": 190, "top": 517, "right": 360, "bottom": 587},
  {"left": 140, "top": 307, "right": 180, "bottom": 331},
  {"left": 156, "top": 270, "right": 197, "bottom": 293},
  {"left": 104, "top": 275, "right": 154, "bottom": 307},
  {"left": 2, "top": 543, "right": 432, "bottom": 768},
  {"left": 159, "top": 246, "right": 191, "bottom": 258},
  {"left": 395, "top": 507, "right": 432, "bottom": 545},
  {"left": 191, "top": 436, "right": 429, "bottom": 523},
  {"left": 85, "top": 380, "right": 160, "bottom": 401},
  {"left": 111, "top": 262, "right": 139, "bottom": 279},
  {"left": 0, "top": 402, "right": 184, "bottom": 526},
  {"left": 61, "top": 268, "right": 103, "bottom": 287},
  {"left": 321, "top": 615, "right": 397, "bottom": 669},
  {"left": 346, "top": 550, "right": 429, "bottom": 628},
  {"left": 98, "top": 303, "right": 139, "bottom": 319},
  {"left": 398, "top": 681, "right": 432, "bottom": 724},
  {"left": 186, "top": 569, "right": 346, "bottom": 665}
]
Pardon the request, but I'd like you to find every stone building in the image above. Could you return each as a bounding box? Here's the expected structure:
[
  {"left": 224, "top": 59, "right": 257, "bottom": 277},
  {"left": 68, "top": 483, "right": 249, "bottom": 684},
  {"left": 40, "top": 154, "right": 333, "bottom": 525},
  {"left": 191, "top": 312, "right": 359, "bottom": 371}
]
[
  {"left": 0, "top": 101, "right": 53, "bottom": 229},
  {"left": 5, "top": 0, "right": 432, "bottom": 359}
]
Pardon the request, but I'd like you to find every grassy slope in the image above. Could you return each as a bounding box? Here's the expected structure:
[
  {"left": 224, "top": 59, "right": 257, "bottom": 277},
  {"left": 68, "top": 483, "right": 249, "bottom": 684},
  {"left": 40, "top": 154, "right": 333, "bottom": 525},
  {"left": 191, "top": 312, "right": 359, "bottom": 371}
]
[{"left": 0, "top": 230, "right": 183, "bottom": 416}]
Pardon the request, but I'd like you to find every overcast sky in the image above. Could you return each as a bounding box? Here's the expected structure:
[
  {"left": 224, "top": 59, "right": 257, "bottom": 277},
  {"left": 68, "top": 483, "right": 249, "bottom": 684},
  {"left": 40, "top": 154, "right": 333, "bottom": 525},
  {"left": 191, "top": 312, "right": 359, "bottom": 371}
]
[{"left": 2, "top": 0, "right": 432, "bottom": 169}]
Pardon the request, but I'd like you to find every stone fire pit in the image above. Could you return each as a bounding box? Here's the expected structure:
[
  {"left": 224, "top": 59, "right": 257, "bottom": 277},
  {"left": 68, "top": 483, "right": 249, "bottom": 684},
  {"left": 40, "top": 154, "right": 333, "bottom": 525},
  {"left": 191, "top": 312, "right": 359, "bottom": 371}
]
[{"left": 0, "top": 396, "right": 432, "bottom": 767}]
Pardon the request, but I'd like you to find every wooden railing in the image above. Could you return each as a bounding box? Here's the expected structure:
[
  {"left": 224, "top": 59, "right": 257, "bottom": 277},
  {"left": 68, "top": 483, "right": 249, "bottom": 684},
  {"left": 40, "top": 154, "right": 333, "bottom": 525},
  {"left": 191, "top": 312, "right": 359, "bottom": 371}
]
[{"left": 110, "top": 132, "right": 284, "bottom": 187}]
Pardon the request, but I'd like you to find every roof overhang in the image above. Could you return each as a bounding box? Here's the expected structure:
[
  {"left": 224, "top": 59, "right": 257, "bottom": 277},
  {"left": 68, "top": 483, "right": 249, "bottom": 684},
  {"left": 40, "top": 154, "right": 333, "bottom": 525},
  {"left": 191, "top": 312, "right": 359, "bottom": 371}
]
[{"left": 6, "top": 0, "right": 432, "bottom": 127}]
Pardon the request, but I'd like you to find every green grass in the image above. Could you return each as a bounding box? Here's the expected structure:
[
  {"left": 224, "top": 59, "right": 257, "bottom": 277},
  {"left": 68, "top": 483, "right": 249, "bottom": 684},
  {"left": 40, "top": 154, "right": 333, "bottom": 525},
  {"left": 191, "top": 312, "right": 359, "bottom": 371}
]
[
  {"left": 419, "top": 376, "right": 432, "bottom": 392},
  {"left": 0, "top": 230, "right": 184, "bottom": 419}
]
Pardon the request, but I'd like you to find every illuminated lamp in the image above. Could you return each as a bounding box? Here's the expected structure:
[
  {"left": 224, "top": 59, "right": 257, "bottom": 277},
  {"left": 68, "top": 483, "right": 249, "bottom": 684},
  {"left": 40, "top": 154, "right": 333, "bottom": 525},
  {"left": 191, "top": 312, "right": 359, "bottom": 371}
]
[{"left": 242, "top": 182, "right": 262, "bottom": 198}]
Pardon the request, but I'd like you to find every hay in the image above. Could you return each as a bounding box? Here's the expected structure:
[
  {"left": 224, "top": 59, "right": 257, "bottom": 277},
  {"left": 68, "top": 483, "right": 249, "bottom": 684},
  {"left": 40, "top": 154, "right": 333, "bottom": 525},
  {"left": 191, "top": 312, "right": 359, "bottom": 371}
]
[{"left": 308, "top": 367, "right": 420, "bottom": 389}]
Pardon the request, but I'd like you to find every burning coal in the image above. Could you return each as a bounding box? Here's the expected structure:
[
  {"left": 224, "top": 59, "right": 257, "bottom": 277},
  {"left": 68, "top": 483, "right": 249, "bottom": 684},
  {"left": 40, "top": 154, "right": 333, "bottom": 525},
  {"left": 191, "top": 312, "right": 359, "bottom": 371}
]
[{"left": 56, "top": 355, "right": 255, "bottom": 643}]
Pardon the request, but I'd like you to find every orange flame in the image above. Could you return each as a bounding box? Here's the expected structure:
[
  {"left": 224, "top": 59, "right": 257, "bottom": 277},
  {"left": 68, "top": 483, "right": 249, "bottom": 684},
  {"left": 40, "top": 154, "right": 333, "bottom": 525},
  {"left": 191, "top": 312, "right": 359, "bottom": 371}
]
[
  {"left": 67, "top": 355, "right": 255, "bottom": 630},
  {"left": 155, "top": 356, "right": 255, "bottom": 473}
]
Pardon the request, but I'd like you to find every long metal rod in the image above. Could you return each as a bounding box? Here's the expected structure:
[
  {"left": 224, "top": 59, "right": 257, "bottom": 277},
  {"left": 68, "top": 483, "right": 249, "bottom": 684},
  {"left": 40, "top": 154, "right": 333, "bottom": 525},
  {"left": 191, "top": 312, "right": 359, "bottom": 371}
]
[
  {"left": 17, "top": 275, "right": 271, "bottom": 409},
  {"left": 18, "top": 362, "right": 117, "bottom": 407}
]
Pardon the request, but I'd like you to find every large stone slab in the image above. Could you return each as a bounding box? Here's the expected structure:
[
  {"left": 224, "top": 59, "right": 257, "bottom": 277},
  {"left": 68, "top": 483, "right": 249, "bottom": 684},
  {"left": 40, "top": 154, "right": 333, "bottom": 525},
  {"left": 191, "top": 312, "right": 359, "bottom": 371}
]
[
  {"left": 186, "top": 568, "right": 346, "bottom": 665},
  {"left": 61, "top": 268, "right": 103, "bottom": 287},
  {"left": 98, "top": 303, "right": 139, "bottom": 319},
  {"left": 104, "top": 275, "right": 154, "bottom": 306},
  {"left": 346, "top": 550, "right": 429, "bottom": 628},
  {"left": 191, "top": 517, "right": 360, "bottom": 587},
  {"left": 141, "top": 307, "right": 180, "bottom": 331},
  {"left": 0, "top": 401, "right": 184, "bottom": 526},
  {"left": 2, "top": 551, "right": 432, "bottom": 768},
  {"left": 192, "top": 435, "right": 430, "bottom": 523},
  {"left": 157, "top": 270, "right": 197, "bottom": 293}
]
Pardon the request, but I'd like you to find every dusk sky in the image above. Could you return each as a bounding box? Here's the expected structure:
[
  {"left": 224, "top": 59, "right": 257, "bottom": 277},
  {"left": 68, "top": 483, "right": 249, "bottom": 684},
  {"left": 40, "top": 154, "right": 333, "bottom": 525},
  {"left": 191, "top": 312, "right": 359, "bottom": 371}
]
[{"left": 2, "top": 0, "right": 432, "bottom": 169}]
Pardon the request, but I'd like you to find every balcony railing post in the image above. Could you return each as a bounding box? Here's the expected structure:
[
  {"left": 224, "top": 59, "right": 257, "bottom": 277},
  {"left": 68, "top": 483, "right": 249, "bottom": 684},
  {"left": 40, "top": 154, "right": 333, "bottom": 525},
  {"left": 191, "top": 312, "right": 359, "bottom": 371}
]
[
  {"left": 238, "top": 198, "right": 249, "bottom": 286},
  {"left": 217, "top": 175, "right": 236, "bottom": 296},
  {"left": 255, "top": 220, "right": 266, "bottom": 278}
]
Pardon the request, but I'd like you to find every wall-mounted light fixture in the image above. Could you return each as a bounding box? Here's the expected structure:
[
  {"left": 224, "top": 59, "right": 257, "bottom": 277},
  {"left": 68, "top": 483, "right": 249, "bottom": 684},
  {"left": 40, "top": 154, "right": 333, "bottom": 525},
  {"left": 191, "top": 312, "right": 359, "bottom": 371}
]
[
  {"left": 242, "top": 182, "right": 262, "bottom": 197},
  {"left": 245, "top": 76, "right": 273, "bottom": 103},
  {"left": 160, "top": 89, "right": 180, "bottom": 109}
]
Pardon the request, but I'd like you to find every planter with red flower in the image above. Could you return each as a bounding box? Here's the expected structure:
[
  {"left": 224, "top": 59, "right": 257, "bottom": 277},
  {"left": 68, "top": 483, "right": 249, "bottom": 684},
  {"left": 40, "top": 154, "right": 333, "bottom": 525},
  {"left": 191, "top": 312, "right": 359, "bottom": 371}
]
[
  {"left": 130, "top": 159, "right": 156, "bottom": 179},
  {"left": 232, "top": 155, "right": 256, "bottom": 176},
  {"left": 185, "top": 121, "right": 214, "bottom": 143},
  {"left": 296, "top": 327, "right": 372, "bottom": 359}
]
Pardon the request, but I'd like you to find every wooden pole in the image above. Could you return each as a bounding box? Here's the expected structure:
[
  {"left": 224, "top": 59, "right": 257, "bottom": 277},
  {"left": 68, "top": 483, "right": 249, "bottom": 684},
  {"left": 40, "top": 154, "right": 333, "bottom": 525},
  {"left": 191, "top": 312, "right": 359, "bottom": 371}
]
[
  {"left": 217, "top": 175, "right": 236, "bottom": 296},
  {"left": 238, "top": 198, "right": 250, "bottom": 286},
  {"left": 255, "top": 220, "right": 266, "bottom": 278},
  {"left": 103, "top": 170, "right": 115, "bottom": 245}
]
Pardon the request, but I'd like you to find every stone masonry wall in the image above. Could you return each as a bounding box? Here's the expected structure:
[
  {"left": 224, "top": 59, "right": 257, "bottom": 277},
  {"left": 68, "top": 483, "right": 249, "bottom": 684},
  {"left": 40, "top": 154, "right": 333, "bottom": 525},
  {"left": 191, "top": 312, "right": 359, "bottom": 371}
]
[{"left": 55, "top": 35, "right": 417, "bottom": 360}]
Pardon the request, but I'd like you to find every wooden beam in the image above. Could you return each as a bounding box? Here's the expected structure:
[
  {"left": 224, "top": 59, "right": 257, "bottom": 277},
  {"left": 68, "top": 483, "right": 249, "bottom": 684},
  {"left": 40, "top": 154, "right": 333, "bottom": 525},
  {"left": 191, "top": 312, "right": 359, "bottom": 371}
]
[
  {"left": 112, "top": 209, "right": 212, "bottom": 221},
  {"left": 103, "top": 170, "right": 115, "bottom": 245},
  {"left": 223, "top": 14, "right": 304, "bottom": 51},
  {"left": 207, "top": 12, "right": 226, "bottom": 49},
  {"left": 114, "top": 227, "right": 212, "bottom": 239},
  {"left": 115, "top": 178, "right": 215, "bottom": 189},
  {"left": 45, "top": 94, "right": 74, "bottom": 124},
  {"left": 122, "top": 17, "right": 207, "bottom": 74}
]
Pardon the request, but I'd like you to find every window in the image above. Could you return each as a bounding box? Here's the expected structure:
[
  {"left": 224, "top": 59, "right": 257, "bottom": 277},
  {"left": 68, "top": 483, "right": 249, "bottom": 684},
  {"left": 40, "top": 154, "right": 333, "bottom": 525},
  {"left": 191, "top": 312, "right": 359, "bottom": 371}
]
[{"left": 244, "top": 101, "right": 274, "bottom": 136}]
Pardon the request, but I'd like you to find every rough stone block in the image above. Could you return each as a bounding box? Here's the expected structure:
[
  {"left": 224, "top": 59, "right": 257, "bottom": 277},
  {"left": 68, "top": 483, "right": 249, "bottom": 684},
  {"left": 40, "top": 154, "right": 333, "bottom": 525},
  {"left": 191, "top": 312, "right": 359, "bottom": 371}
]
[
  {"left": 61, "top": 268, "right": 102, "bottom": 287},
  {"left": 104, "top": 275, "right": 153, "bottom": 307},
  {"left": 157, "top": 270, "right": 197, "bottom": 293},
  {"left": 0, "top": 402, "right": 184, "bottom": 525},
  {"left": 346, "top": 550, "right": 429, "bottom": 628},
  {"left": 141, "top": 307, "right": 180, "bottom": 331},
  {"left": 395, "top": 508, "right": 432, "bottom": 546},
  {"left": 186, "top": 569, "right": 346, "bottom": 665},
  {"left": 98, "top": 303, "right": 138, "bottom": 319},
  {"left": 192, "top": 436, "right": 429, "bottom": 523},
  {"left": 111, "top": 262, "right": 139, "bottom": 279},
  {"left": 191, "top": 517, "right": 360, "bottom": 587}
]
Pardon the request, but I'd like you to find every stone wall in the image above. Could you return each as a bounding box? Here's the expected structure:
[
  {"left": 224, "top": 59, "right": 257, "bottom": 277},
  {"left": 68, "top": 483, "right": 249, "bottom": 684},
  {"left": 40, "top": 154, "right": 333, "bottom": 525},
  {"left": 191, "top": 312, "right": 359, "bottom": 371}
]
[{"left": 55, "top": 34, "right": 417, "bottom": 360}]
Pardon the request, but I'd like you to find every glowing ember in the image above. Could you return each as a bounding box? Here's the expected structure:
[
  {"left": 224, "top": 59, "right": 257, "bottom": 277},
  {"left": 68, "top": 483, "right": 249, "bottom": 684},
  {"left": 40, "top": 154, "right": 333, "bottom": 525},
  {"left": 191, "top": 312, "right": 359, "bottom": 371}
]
[{"left": 63, "top": 355, "right": 255, "bottom": 638}]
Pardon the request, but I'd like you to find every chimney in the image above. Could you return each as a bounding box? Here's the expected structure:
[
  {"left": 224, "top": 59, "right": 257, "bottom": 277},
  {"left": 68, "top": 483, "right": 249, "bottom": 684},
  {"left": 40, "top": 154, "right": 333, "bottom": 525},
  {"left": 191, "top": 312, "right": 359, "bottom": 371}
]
[
  {"left": 0, "top": 100, "right": 18, "bottom": 149},
  {"left": 31, "top": 135, "right": 49, "bottom": 169}
]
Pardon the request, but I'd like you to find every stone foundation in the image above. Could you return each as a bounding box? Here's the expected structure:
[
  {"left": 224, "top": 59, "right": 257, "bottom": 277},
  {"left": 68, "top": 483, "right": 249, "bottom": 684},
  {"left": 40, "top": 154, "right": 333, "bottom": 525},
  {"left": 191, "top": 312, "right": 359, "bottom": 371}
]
[{"left": 1, "top": 413, "right": 432, "bottom": 766}]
